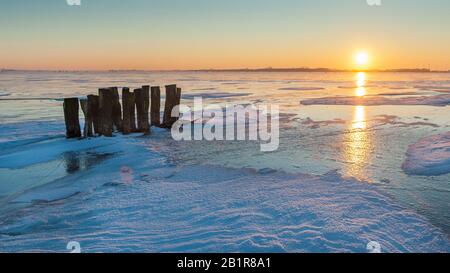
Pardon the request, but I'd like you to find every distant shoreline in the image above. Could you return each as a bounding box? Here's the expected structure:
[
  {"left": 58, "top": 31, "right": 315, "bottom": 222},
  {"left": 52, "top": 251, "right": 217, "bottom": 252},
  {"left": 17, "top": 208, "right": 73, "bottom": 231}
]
[{"left": 1, "top": 68, "right": 449, "bottom": 73}]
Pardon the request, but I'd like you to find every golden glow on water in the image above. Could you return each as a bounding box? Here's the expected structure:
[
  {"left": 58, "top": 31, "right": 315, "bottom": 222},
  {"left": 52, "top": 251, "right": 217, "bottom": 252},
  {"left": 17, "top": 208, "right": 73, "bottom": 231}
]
[
  {"left": 342, "top": 106, "right": 371, "bottom": 181},
  {"left": 356, "top": 87, "right": 366, "bottom": 97},
  {"left": 355, "top": 72, "right": 366, "bottom": 97},
  {"left": 342, "top": 72, "right": 372, "bottom": 181},
  {"left": 353, "top": 106, "right": 366, "bottom": 129},
  {"left": 356, "top": 72, "right": 366, "bottom": 87}
]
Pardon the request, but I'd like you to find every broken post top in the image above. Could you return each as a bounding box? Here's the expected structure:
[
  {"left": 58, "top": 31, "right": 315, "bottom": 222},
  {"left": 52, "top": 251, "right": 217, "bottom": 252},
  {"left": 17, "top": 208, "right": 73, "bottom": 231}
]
[
  {"left": 109, "top": 87, "right": 120, "bottom": 99},
  {"left": 87, "top": 94, "right": 99, "bottom": 99},
  {"left": 64, "top": 97, "right": 79, "bottom": 103},
  {"left": 99, "top": 88, "right": 111, "bottom": 94}
]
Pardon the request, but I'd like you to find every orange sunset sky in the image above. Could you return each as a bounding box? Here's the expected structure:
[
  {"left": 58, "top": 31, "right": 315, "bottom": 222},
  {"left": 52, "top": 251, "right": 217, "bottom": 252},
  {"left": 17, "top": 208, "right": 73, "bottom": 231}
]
[{"left": 0, "top": 0, "right": 449, "bottom": 71}]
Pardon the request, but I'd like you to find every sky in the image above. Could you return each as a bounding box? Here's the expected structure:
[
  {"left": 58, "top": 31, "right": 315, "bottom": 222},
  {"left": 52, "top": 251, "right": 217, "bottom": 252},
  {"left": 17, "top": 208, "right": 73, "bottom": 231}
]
[{"left": 0, "top": 0, "right": 449, "bottom": 70}]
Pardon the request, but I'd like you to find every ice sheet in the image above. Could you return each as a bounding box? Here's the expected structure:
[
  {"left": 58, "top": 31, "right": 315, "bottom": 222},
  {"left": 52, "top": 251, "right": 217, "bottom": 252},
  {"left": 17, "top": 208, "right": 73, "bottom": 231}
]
[
  {"left": 301, "top": 94, "right": 450, "bottom": 106},
  {"left": 402, "top": 132, "right": 450, "bottom": 176},
  {"left": 1, "top": 71, "right": 450, "bottom": 252},
  {"left": 0, "top": 134, "right": 449, "bottom": 253}
]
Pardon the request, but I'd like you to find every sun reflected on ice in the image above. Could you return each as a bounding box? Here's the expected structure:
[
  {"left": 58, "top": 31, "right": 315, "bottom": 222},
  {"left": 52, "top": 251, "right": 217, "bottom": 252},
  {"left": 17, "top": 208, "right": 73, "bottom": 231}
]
[
  {"left": 341, "top": 73, "right": 373, "bottom": 181},
  {"left": 355, "top": 72, "right": 366, "bottom": 97},
  {"left": 353, "top": 106, "right": 366, "bottom": 129}
]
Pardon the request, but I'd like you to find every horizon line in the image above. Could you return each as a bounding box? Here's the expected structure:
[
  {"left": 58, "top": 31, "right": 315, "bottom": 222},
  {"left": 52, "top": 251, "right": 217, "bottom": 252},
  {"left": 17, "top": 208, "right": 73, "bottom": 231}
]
[{"left": 1, "top": 67, "right": 450, "bottom": 73}]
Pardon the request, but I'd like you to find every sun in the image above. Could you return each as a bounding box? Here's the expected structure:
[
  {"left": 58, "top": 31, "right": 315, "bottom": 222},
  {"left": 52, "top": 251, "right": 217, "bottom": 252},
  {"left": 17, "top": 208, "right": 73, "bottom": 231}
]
[{"left": 355, "top": 52, "right": 369, "bottom": 66}]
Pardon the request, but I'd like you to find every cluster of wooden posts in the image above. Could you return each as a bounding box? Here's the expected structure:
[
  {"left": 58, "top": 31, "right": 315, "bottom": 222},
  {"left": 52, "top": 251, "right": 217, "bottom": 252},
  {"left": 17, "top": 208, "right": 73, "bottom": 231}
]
[{"left": 63, "top": 84, "right": 181, "bottom": 138}]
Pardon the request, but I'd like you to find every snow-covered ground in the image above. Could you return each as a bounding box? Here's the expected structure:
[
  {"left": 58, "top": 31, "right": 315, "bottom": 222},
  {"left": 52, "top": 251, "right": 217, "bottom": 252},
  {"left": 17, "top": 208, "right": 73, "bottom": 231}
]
[{"left": 0, "top": 131, "right": 449, "bottom": 253}]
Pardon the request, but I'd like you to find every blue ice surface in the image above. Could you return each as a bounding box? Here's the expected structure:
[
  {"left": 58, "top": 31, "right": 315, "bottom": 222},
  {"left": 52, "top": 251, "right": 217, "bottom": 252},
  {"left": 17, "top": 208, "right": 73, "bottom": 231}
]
[
  {"left": 0, "top": 121, "right": 449, "bottom": 253},
  {"left": 402, "top": 132, "right": 450, "bottom": 176}
]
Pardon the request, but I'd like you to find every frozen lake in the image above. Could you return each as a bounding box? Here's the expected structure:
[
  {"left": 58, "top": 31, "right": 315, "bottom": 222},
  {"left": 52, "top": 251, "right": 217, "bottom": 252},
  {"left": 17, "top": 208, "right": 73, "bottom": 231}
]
[{"left": 0, "top": 71, "right": 449, "bottom": 252}]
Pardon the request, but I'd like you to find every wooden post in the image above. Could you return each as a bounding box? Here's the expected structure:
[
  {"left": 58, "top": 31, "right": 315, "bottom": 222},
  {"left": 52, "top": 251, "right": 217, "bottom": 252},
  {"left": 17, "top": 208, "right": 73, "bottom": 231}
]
[
  {"left": 134, "top": 87, "right": 150, "bottom": 135},
  {"left": 163, "top": 84, "right": 181, "bottom": 128},
  {"left": 129, "top": 91, "right": 137, "bottom": 132},
  {"left": 174, "top": 87, "right": 182, "bottom": 124},
  {"left": 80, "top": 98, "right": 93, "bottom": 138},
  {"left": 150, "top": 86, "right": 161, "bottom": 127},
  {"left": 176, "top": 87, "right": 182, "bottom": 108},
  {"left": 87, "top": 95, "right": 99, "bottom": 135},
  {"left": 122, "top": 87, "right": 134, "bottom": 135},
  {"left": 63, "top": 98, "right": 81, "bottom": 138},
  {"left": 110, "top": 87, "right": 123, "bottom": 132},
  {"left": 141, "top": 85, "right": 150, "bottom": 134},
  {"left": 98, "top": 88, "right": 113, "bottom": 137}
]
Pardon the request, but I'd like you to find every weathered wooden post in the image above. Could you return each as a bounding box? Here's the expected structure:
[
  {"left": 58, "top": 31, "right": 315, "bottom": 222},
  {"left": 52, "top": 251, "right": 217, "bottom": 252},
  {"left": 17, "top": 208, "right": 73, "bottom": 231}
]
[
  {"left": 174, "top": 87, "right": 182, "bottom": 124},
  {"left": 150, "top": 86, "right": 161, "bottom": 127},
  {"left": 87, "top": 95, "right": 99, "bottom": 135},
  {"left": 176, "top": 87, "right": 182, "bottom": 106},
  {"left": 110, "top": 87, "right": 123, "bottom": 132},
  {"left": 134, "top": 87, "right": 150, "bottom": 135},
  {"left": 129, "top": 91, "right": 137, "bottom": 132},
  {"left": 80, "top": 98, "right": 93, "bottom": 138},
  {"left": 122, "top": 87, "right": 134, "bottom": 135},
  {"left": 63, "top": 98, "right": 82, "bottom": 138},
  {"left": 163, "top": 84, "right": 181, "bottom": 128},
  {"left": 98, "top": 88, "right": 114, "bottom": 137}
]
